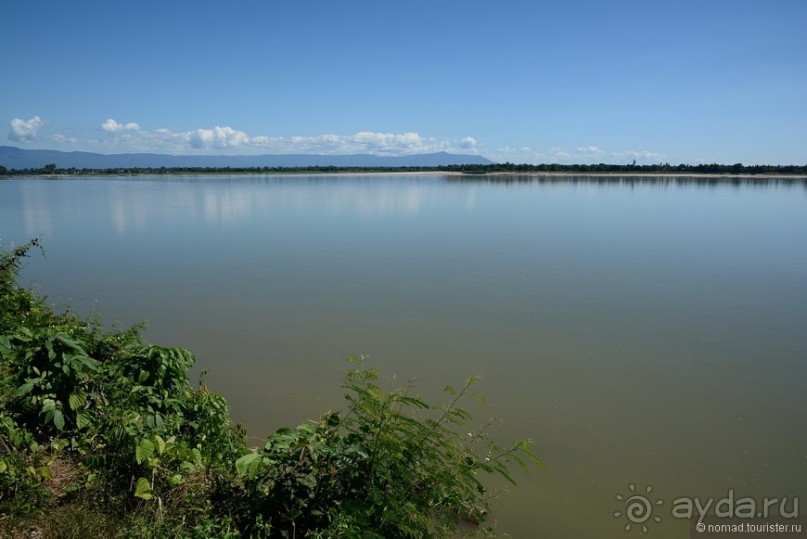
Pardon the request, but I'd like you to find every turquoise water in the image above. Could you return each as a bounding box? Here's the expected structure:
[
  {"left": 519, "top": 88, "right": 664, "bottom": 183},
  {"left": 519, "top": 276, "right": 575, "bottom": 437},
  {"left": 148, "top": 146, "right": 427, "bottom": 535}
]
[{"left": 2, "top": 174, "right": 805, "bottom": 537}]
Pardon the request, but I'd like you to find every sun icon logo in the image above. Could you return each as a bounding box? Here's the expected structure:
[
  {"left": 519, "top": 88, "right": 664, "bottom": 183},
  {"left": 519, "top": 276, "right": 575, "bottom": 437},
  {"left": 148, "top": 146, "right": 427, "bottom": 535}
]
[{"left": 614, "top": 483, "right": 663, "bottom": 533}]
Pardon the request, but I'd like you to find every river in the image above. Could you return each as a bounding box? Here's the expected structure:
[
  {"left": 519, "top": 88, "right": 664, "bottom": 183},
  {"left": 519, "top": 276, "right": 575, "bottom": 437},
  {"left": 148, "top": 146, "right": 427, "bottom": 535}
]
[{"left": 1, "top": 174, "right": 805, "bottom": 537}]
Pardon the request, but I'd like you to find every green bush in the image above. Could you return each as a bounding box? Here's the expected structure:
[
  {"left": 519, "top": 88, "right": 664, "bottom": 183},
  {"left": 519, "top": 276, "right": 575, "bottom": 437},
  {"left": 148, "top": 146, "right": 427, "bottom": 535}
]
[
  {"left": 0, "top": 240, "right": 542, "bottom": 538},
  {"left": 233, "top": 357, "right": 542, "bottom": 538}
]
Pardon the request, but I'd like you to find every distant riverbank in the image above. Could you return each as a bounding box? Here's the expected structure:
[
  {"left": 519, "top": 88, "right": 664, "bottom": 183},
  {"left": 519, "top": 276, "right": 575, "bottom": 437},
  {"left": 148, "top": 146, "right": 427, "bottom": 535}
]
[
  {"left": 3, "top": 161, "right": 807, "bottom": 179},
  {"left": 4, "top": 171, "right": 807, "bottom": 182}
]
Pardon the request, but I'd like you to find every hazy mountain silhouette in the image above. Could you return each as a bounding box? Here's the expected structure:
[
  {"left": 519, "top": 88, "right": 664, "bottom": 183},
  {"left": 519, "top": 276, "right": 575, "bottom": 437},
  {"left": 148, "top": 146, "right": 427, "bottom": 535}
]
[{"left": 0, "top": 146, "right": 492, "bottom": 170}]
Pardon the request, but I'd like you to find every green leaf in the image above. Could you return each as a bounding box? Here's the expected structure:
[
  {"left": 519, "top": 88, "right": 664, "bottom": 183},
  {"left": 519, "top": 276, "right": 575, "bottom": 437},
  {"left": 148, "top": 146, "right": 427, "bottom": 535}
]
[
  {"left": 400, "top": 396, "right": 430, "bottom": 409},
  {"left": 0, "top": 459, "right": 7, "bottom": 474},
  {"left": 38, "top": 465, "right": 53, "bottom": 480},
  {"left": 134, "top": 477, "right": 153, "bottom": 500},
  {"left": 14, "top": 381, "right": 34, "bottom": 397},
  {"left": 53, "top": 409, "right": 65, "bottom": 431},
  {"left": 448, "top": 408, "right": 472, "bottom": 421},
  {"left": 153, "top": 434, "right": 166, "bottom": 455},
  {"left": 68, "top": 390, "right": 87, "bottom": 411},
  {"left": 235, "top": 452, "right": 262, "bottom": 478},
  {"left": 77, "top": 355, "right": 99, "bottom": 371},
  {"left": 55, "top": 332, "right": 83, "bottom": 351},
  {"left": 41, "top": 399, "right": 56, "bottom": 414},
  {"left": 51, "top": 438, "right": 68, "bottom": 451},
  {"left": 135, "top": 439, "right": 155, "bottom": 465},
  {"left": 168, "top": 473, "right": 184, "bottom": 486},
  {"left": 75, "top": 410, "right": 91, "bottom": 430}
]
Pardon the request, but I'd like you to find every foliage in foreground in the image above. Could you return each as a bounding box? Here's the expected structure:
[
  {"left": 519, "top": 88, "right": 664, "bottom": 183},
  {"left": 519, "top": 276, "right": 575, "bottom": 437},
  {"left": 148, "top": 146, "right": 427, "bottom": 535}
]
[{"left": 0, "top": 239, "right": 542, "bottom": 538}]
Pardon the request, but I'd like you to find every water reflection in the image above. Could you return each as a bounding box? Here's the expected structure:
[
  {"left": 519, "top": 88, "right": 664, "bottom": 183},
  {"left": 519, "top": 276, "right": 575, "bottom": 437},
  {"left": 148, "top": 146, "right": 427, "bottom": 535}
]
[
  {"left": 446, "top": 173, "right": 807, "bottom": 190},
  {"left": 17, "top": 182, "right": 54, "bottom": 238},
  {"left": 12, "top": 174, "right": 806, "bottom": 239},
  {"left": 202, "top": 187, "right": 254, "bottom": 224},
  {"left": 15, "top": 176, "right": 480, "bottom": 235}
]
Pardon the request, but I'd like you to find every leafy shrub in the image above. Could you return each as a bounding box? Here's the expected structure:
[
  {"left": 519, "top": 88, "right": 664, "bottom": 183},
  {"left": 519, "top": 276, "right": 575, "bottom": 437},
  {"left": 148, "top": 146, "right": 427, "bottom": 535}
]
[
  {"left": 0, "top": 239, "right": 245, "bottom": 534},
  {"left": 0, "top": 240, "right": 542, "bottom": 538},
  {"left": 232, "top": 356, "right": 543, "bottom": 538}
]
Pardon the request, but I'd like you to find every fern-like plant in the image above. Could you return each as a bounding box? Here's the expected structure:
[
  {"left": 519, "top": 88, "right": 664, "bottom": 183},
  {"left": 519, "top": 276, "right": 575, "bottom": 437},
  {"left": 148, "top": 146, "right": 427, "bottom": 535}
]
[{"left": 235, "top": 355, "right": 543, "bottom": 537}]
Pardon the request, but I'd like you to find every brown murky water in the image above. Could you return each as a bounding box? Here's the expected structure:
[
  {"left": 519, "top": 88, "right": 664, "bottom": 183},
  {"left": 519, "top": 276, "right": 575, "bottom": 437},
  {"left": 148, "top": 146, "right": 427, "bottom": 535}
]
[{"left": 2, "top": 174, "right": 805, "bottom": 537}]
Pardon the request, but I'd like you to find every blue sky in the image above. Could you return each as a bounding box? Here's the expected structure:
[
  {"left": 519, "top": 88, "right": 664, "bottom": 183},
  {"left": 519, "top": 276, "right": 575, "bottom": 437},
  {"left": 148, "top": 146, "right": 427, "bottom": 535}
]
[{"left": 2, "top": 0, "right": 806, "bottom": 164}]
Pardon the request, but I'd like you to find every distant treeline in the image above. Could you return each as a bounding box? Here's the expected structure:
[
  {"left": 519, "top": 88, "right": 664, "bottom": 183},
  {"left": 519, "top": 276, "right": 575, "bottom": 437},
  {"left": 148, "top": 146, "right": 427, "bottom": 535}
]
[
  {"left": 0, "top": 164, "right": 450, "bottom": 176},
  {"left": 2, "top": 162, "right": 807, "bottom": 176}
]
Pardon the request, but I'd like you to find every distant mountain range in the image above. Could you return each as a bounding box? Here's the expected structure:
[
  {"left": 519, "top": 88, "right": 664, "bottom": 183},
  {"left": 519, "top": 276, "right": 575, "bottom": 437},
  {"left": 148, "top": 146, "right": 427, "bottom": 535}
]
[{"left": 0, "top": 146, "right": 492, "bottom": 170}]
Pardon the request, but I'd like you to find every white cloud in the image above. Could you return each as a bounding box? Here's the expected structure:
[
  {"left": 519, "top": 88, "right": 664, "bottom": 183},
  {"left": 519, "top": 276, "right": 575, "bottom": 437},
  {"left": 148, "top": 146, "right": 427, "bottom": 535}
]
[
  {"left": 164, "top": 127, "right": 478, "bottom": 156},
  {"left": 548, "top": 147, "right": 571, "bottom": 159},
  {"left": 9, "top": 116, "right": 45, "bottom": 142},
  {"left": 188, "top": 126, "right": 250, "bottom": 149},
  {"left": 47, "top": 121, "right": 484, "bottom": 157},
  {"left": 576, "top": 145, "right": 605, "bottom": 155},
  {"left": 353, "top": 131, "right": 422, "bottom": 150},
  {"left": 50, "top": 134, "right": 78, "bottom": 144},
  {"left": 490, "top": 145, "right": 666, "bottom": 165},
  {"left": 101, "top": 118, "right": 140, "bottom": 132},
  {"left": 275, "top": 131, "right": 432, "bottom": 155},
  {"left": 616, "top": 149, "right": 667, "bottom": 161}
]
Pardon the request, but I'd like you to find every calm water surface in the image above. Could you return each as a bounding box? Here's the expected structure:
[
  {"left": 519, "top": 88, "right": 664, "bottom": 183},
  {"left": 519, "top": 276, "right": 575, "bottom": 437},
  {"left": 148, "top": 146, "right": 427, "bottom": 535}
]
[{"left": 2, "top": 174, "right": 806, "bottom": 537}]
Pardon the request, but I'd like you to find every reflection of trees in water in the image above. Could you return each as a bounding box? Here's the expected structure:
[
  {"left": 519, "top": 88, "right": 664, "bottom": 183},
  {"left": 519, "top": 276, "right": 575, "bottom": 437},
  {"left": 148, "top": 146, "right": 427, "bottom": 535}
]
[
  {"left": 440, "top": 162, "right": 807, "bottom": 176},
  {"left": 447, "top": 174, "right": 807, "bottom": 189}
]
